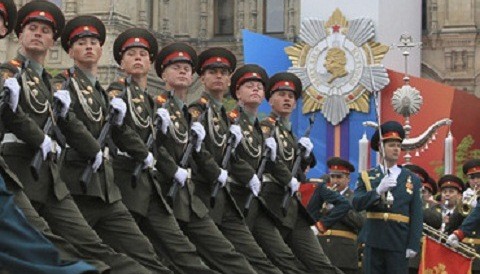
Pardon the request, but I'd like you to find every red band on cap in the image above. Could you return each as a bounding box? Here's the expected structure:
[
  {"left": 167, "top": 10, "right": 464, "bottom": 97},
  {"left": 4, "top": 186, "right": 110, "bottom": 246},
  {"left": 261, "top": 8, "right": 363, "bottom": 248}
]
[
  {"left": 441, "top": 181, "right": 462, "bottom": 191},
  {"left": 163, "top": 51, "right": 192, "bottom": 66},
  {"left": 201, "top": 56, "right": 231, "bottom": 70},
  {"left": 0, "top": 3, "right": 7, "bottom": 22},
  {"left": 422, "top": 182, "right": 433, "bottom": 192},
  {"left": 236, "top": 72, "right": 262, "bottom": 89},
  {"left": 121, "top": 37, "right": 150, "bottom": 52},
  {"left": 271, "top": 81, "right": 295, "bottom": 92},
  {"left": 69, "top": 25, "right": 99, "bottom": 41},
  {"left": 329, "top": 165, "right": 350, "bottom": 173},
  {"left": 467, "top": 166, "right": 480, "bottom": 175},
  {"left": 383, "top": 131, "right": 401, "bottom": 140},
  {"left": 22, "top": 10, "right": 56, "bottom": 28}
]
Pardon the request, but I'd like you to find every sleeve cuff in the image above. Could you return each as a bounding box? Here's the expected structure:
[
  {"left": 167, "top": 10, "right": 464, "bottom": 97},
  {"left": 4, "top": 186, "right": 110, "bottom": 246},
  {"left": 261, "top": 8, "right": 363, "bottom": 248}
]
[
  {"left": 453, "top": 229, "right": 465, "bottom": 241},
  {"left": 315, "top": 221, "right": 326, "bottom": 233}
]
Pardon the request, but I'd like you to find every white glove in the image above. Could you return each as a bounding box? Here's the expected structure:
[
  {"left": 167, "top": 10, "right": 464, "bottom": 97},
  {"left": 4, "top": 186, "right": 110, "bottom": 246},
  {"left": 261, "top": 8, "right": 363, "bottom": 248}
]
[
  {"left": 55, "top": 143, "right": 62, "bottom": 159},
  {"left": 156, "top": 108, "right": 171, "bottom": 134},
  {"left": 92, "top": 151, "right": 103, "bottom": 172},
  {"left": 447, "top": 234, "right": 460, "bottom": 247},
  {"left": 53, "top": 90, "right": 71, "bottom": 118},
  {"left": 174, "top": 167, "right": 188, "bottom": 187},
  {"left": 289, "top": 177, "right": 300, "bottom": 196},
  {"left": 4, "top": 77, "right": 20, "bottom": 112},
  {"left": 143, "top": 152, "right": 154, "bottom": 170},
  {"left": 463, "top": 188, "right": 477, "bottom": 208},
  {"left": 326, "top": 203, "right": 334, "bottom": 210},
  {"left": 376, "top": 176, "right": 397, "bottom": 195},
  {"left": 248, "top": 174, "right": 261, "bottom": 197},
  {"left": 110, "top": 98, "right": 126, "bottom": 126},
  {"left": 405, "top": 249, "right": 417, "bottom": 258},
  {"left": 217, "top": 168, "right": 228, "bottom": 187},
  {"left": 265, "top": 137, "right": 277, "bottom": 161},
  {"left": 191, "top": 122, "right": 206, "bottom": 152},
  {"left": 40, "top": 135, "right": 53, "bottom": 160},
  {"left": 298, "top": 137, "right": 314, "bottom": 157},
  {"left": 229, "top": 125, "right": 243, "bottom": 149},
  {"left": 311, "top": 225, "right": 319, "bottom": 236}
]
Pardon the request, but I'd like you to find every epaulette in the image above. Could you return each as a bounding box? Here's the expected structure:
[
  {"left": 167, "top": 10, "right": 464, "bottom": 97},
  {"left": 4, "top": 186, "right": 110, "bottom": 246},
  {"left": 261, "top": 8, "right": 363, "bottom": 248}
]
[
  {"left": 227, "top": 108, "right": 241, "bottom": 123},
  {"left": 261, "top": 115, "right": 276, "bottom": 135},
  {"left": 108, "top": 89, "right": 122, "bottom": 99},
  {"left": 189, "top": 95, "right": 209, "bottom": 120},
  {"left": 154, "top": 93, "right": 169, "bottom": 106},
  {"left": 0, "top": 59, "right": 22, "bottom": 78}
]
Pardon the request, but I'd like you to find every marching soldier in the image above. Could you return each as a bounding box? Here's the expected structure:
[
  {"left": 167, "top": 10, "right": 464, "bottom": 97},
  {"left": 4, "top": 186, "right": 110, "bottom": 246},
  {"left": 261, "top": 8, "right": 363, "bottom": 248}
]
[
  {"left": 0, "top": 1, "right": 97, "bottom": 273},
  {"left": 261, "top": 72, "right": 345, "bottom": 274},
  {"left": 226, "top": 65, "right": 308, "bottom": 274},
  {"left": 189, "top": 47, "right": 282, "bottom": 274},
  {"left": 154, "top": 42, "right": 257, "bottom": 274},
  {"left": 107, "top": 28, "right": 219, "bottom": 274},
  {"left": 353, "top": 121, "right": 423, "bottom": 274},
  {"left": 53, "top": 16, "right": 172, "bottom": 273},
  {"left": 312, "top": 157, "right": 363, "bottom": 274},
  {"left": 0, "top": 2, "right": 155, "bottom": 273}
]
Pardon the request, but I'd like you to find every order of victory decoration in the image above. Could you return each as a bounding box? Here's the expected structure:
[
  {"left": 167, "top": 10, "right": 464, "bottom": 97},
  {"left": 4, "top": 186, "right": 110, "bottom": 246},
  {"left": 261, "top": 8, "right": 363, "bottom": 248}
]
[{"left": 286, "top": 9, "right": 390, "bottom": 125}]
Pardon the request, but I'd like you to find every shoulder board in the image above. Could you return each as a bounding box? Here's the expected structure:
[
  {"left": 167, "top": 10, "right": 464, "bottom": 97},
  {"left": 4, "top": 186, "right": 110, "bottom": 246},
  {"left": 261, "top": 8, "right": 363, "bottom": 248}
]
[
  {"left": 198, "top": 95, "right": 209, "bottom": 109},
  {"left": 227, "top": 108, "right": 240, "bottom": 123},
  {"left": 188, "top": 107, "right": 202, "bottom": 120},
  {"left": 155, "top": 93, "right": 169, "bottom": 106},
  {"left": 118, "top": 77, "right": 125, "bottom": 84},
  {"left": 9, "top": 59, "right": 22, "bottom": 69}
]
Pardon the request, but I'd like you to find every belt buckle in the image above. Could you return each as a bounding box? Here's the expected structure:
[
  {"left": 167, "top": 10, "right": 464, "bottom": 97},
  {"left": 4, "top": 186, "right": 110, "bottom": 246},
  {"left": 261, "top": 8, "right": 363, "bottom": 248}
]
[
  {"left": 383, "top": 213, "right": 389, "bottom": 222},
  {"left": 326, "top": 230, "right": 332, "bottom": 236},
  {"left": 468, "top": 239, "right": 474, "bottom": 244}
]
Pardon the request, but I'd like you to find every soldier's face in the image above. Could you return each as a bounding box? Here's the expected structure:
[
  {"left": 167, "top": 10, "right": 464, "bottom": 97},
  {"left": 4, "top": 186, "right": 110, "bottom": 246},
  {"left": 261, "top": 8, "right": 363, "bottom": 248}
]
[
  {"left": 467, "top": 173, "right": 480, "bottom": 190},
  {"left": 69, "top": 37, "right": 102, "bottom": 66},
  {"left": 201, "top": 67, "right": 230, "bottom": 94},
  {"left": 121, "top": 47, "right": 151, "bottom": 76},
  {"left": 269, "top": 90, "right": 296, "bottom": 117},
  {"left": 329, "top": 173, "right": 350, "bottom": 191},
  {"left": 382, "top": 140, "right": 401, "bottom": 163},
  {"left": 162, "top": 62, "right": 193, "bottom": 89},
  {"left": 19, "top": 21, "right": 54, "bottom": 54},
  {"left": 0, "top": 15, "right": 6, "bottom": 37},
  {"left": 235, "top": 80, "right": 265, "bottom": 107},
  {"left": 441, "top": 187, "right": 460, "bottom": 207}
]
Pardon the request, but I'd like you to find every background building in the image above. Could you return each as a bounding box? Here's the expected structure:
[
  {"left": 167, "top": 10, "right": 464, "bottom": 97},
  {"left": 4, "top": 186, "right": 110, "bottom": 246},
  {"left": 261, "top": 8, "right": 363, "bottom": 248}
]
[
  {"left": 2, "top": 0, "right": 478, "bottom": 98},
  {"left": 1, "top": 0, "right": 300, "bottom": 102}
]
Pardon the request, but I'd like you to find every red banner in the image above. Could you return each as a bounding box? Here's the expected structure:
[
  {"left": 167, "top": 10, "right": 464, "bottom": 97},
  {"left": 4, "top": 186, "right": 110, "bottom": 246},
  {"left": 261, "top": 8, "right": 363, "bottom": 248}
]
[{"left": 419, "top": 236, "right": 473, "bottom": 274}]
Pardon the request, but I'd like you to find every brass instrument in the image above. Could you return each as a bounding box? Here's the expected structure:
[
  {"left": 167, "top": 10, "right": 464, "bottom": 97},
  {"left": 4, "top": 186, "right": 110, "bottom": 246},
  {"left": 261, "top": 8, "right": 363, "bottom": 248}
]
[
  {"left": 460, "top": 187, "right": 479, "bottom": 216},
  {"left": 423, "top": 223, "right": 480, "bottom": 259}
]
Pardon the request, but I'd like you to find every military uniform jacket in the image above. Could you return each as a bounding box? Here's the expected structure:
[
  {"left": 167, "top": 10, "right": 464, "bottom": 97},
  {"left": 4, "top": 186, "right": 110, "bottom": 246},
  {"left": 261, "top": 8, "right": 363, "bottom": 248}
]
[
  {"left": 154, "top": 91, "right": 219, "bottom": 222},
  {"left": 459, "top": 204, "right": 480, "bottom": 253},
  {"left": 188, "top": 92, "right": 243, "bottom": 224},
  {"left": 259, "top": 113, "right": 315, "bottom": 229},
  {"left": 52, "top": 67, "right": 144, "bottom": 203},
  {"left": 353, "top": 165, "right": 423, "bottom": 252},
  {"left": 314, "top": 188, "right": 363, "bottom": 270},
  {"left": 0, "top": 55, "right": 98, "bottom": 203},
  {"left": 227, "top": 106, "right": 291, "bottom": 227},
  {"left": 107, "top": 78, "right": 171, "bottom": 216}
]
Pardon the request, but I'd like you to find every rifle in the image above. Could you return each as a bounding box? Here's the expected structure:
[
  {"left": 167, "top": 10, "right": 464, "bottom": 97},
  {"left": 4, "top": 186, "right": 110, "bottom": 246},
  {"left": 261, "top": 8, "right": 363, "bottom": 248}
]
[
  {"left": 79, "top": 77, "right": 129, "bottom": 193},
  {"left": 243, "top": 116, "right": 277, "bottom": 216},
  {"left": 209, "top": 106, "right": 243, "bottom": 208},
  {"left": 130, "top": 93, "right": 169, "bottom": 188},
  {"left": 281, "top": 114, "right": 315, "bottom": 216},
  {"left": 166, "top": 98, "right": 209, "bottom": 206},
  {"left": 30, "top": 67, "right": 72, "bottom": 180}
]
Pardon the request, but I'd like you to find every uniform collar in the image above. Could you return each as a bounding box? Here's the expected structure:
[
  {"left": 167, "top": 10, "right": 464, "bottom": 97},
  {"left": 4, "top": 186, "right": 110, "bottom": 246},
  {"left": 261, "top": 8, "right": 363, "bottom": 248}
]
[
  {"left": 203, "top": 92, "right": 222, "bottom": 108},
  {"left": 75, "top": 65, "right": 97, "bottom": 86},
  {"left": 171, "top": 92, "right": 185, "bottom": 110},
  {"left": 18, "top": 53, "right": 44, "bottom": 76}
]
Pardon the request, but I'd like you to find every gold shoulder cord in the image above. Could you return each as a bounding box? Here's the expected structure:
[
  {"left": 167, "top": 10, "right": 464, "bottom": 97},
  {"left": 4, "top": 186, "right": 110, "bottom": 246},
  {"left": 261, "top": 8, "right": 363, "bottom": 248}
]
[{"left": 71, "top": 77, "right": 103, "bottom": 122}]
